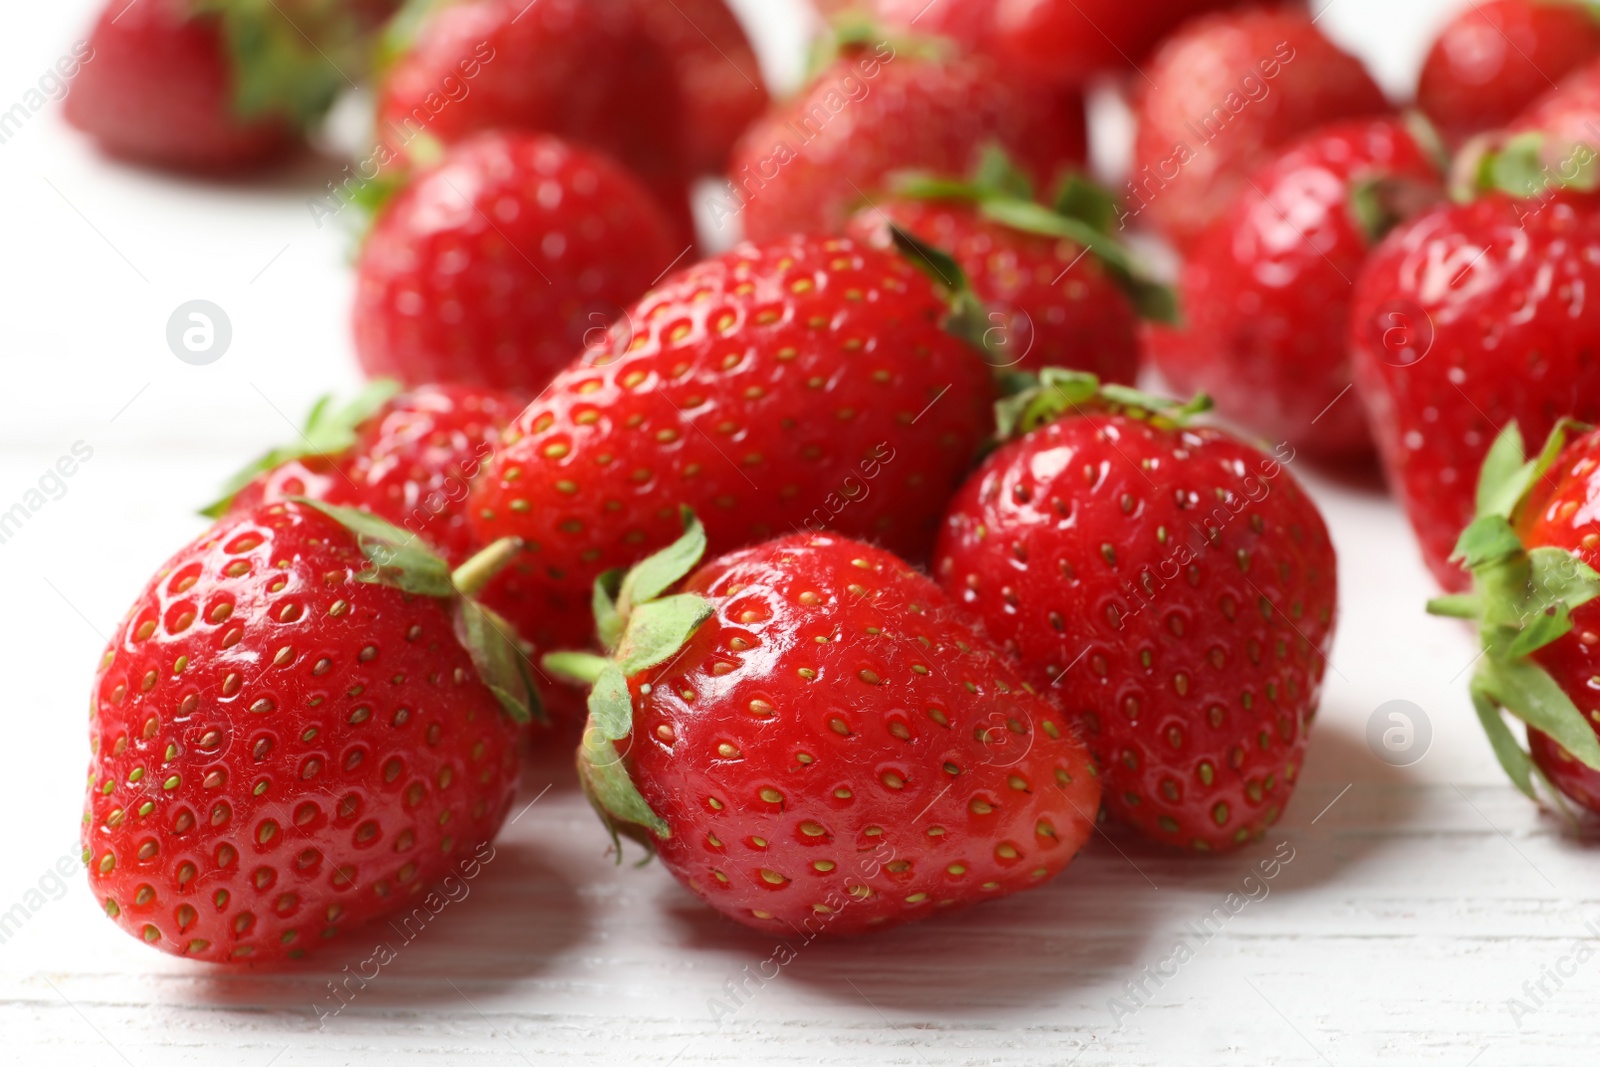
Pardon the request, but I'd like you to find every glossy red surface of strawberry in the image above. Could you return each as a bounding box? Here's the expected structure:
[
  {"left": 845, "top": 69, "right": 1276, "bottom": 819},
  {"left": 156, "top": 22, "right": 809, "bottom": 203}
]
[
  {"left": 1418, "top": 0, "right": 1600, "bottom": 149},
  {"left": 66, "top": 0, "right": 296, "bottom": 172},
  {"left": 845, "top": 197, "right": 1141, "bottom": 383},
  {"left": 1515, "top": 429, "right": 1600, "bottom": 813},
  {"left": 622, "top": 533, "right": 1102, "bottom": 934},
  {"left": 727, "top": 50, "right": 1086, "bottom": 242},
  {"left": 1130, "top": 9, "right": 1388, "bottom": 247},
  {"left": 1149, "top": 117, "right": 1442, "bottom": 460},
  {"left": 1350, "top": 191, "right": 1600, "bottom": 592},
  {"left": 228, "top": 384, "right": 520, "bottom": 565},
  {"left": 935, "top": 413, "right": 1337, "bottom": 850},
  {"left": 83, "top": 502, "right": 522, "bottom": 963},
  {"left": 627, "top": 0, "right": 768, "bottom": 172},
  {"left": 469, "top": 235, "right": 994, "bottom": 643},
  {"left": 354, "top": 132, "right": 682, "bottom": 395},
  {"left": 375, "top": 0, "right": 693, "bottom": 240}
]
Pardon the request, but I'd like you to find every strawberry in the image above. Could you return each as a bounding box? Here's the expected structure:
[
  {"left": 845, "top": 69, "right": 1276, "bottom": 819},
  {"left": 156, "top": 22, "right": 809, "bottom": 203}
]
[
  {"left": 844, "top": 152, "right": 1174, "bottom": 383},
  {"left": 1428, "top": 422, "right": 1600, "bottom": 814},
  {"left": 1460, "top": 55, "right": 1600, "bottom": 201},
  {"left": 1417, "top": 0, "right": 1600, "bottom": 150},
  {"left": 468, "top": 234, "right": 995, "bottom": 648},
  {"left": 822, "top": 0, "right": 1288, "bottom": 87},
  {"left": 374, "top": 0, "right": 695, "bottom": 241},
  {"left": 724, "top": 42, "right": 1086, "bottom": 243},
  {"left": 1348, "top": 189, "right": 1600, "bottom": 592},
  {"left": 1129, "top": 8, "right": 1388, "bottom": 247},
  {"left": 83, "top": 500, "right": 534, "bottom": 962},
  {"left": 1148, "top": 117, "right": 1445, "bottom": 461},
  {"left": 352, "top": 131, "right": 683, "bottom": 395},
  {"left": 66, "top": 0, "right": 394, "bottom": 173},
  {"left": 625, "top": 0, "right": 769, "bottom": 173},
  {"left": 934, "top": 372, "right": 1338, "bottom": 851},
  {"left": 205, "top": 381, "right": 589, "bottom": 724},
  {"left": 544, "top": 518, "right": 1101, "bottom": 934}
]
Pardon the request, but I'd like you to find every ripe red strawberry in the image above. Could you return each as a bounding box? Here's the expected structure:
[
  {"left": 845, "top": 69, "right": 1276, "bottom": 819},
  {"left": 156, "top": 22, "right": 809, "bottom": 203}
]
[
  {"left": 820, "top": 0, "right": 1289, "bottom": 87},
  {"left": 545, "top": 520, "right": 1101, "bottom": 934},
  {"left": 844, "top": 155, "right": 1173, "bottom": 383},
  {"left": 725, "top": 45, "right": 1086, "bottom": 242},
  {"left": 210, "top": 381, "right": 513, "bottom": 561},
  {"left": 625, "top": 0, "right": 769, "bottom": 173},
  {"left": 1428, "top": 422, "right": 1600, "bottom": 814},
  {"left": 935, "top": 372, "right": 1338, "bottom": 851},
  {"left": 353, "top": 131, "right": 682, "bottom": 394},
  {"left": 1148, "top": 117, "right": 1445, "bottom": 461},
  {"left": 83, "top": 500, "right": 533, "bottom": 963},
  {"left": 1349, "top": 190, "right": 1600, "bottom": 592},
  {"left": 469, "top": 234, "right": 995, "bottom": 646},
  {"left": 374, "top": 0, "right": 694, "bottom": 241},
  {"left": 1470, "top": 56, "right": 1600, "bottom": 198},
  {"left": 206, "top": 381, "right": 590, "bottom": 724},
  {"left": 66, "top": 0, "right": 394, "bottom": 172},
  {"left": 1418, "top": 0, "right": 1600, "bottom": 150},
  {"left": 1129, "top": 8, "right": 1388, "bottom": 247}
]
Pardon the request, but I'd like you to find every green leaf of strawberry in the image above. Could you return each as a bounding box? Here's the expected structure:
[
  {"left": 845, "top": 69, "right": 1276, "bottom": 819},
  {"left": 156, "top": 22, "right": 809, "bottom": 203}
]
[
  {"left": 1430, "top": 421, "right": 1600, "bottom": 786},
  {"left": 889, "top": 148, "right": 1178, "bottom": 324},
  {"left": 193, "top": 0, "right": 380, "bottom": 127},
  {"left": 546, "top": 514, "right": 716, "bottom": 853},
  {"left": 201, "top": 380, "right": 401, "bottom": 517},
  {"left": 994, "top": 367, "right": 1213, "bottom": 442}
]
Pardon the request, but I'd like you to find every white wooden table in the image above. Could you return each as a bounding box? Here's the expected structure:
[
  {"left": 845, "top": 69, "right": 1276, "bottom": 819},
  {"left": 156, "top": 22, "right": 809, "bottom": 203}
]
[{"left": 3, "top": 1, "right": 1594, "bottom": 1063}]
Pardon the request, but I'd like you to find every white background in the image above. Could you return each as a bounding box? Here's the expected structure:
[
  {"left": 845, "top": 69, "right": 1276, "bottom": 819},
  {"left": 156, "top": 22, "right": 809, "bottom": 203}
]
[{"left": 3, "top": 1, "right": 1596, "bottom": 1064}]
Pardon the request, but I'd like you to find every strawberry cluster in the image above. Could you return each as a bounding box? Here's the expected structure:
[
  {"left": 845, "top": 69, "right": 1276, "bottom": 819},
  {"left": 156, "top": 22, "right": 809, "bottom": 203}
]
[{"left": 71, "top": 0, "right": 1600, "bottom": 968}]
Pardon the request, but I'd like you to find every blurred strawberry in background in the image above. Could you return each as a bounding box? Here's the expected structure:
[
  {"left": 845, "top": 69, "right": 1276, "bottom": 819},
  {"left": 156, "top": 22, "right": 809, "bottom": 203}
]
[
  {"left": 1149, "top": 117, "right": 1445, "bottom": 461},
  {"left": 352, "top": 130, "right": 682, "bottom": 395},
  {"left": 726, "top": 39, "right": 1086, "bottom": 241},
  {"left": 1417, "top": 0, "right": 1600, "bottom": 150},
  {"left": 1129, "top": 7, "right": 1389, "bottom": 247},
  {"left": 814, "top": 0, "right": 1298, "bottom": 86},
  {"left": 67, "top": 0, "right": 400, "bottom": 172}
]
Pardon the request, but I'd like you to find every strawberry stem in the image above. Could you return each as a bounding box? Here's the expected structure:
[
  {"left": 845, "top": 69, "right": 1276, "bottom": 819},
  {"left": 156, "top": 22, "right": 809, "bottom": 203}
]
[
  {"left": 451, "top": 537, "right": 524, "bottom": 599},
  {"left": 543, "top": 651, "right": 611, "bottom": 686},
  {"left": 994, "top": 368, "right": 1212, "bottom": 441}
]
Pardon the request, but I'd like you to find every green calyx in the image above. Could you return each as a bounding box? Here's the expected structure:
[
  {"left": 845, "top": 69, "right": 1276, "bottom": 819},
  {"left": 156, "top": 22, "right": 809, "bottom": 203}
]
[
  {"left": 888, "top": 147, "right": 1178, "bottom": 326},
  {"left": 375, "top": 0, "right": 459, "bottom": 74},
  {"left": 1426, "top": 421, "right": 1600, "bottom": 799},
  {"left": 295, "top": 499, "right": 541, "bottom": 726},
  {"left": 201, "top": 380, "right": 401, "bottom": 518},
  {"left": 191, "top": 0, "right": 382, "bottom": 128},
  {"left": 1456, "top": 129, "right": 1600, "bottom": 204},
  {"left": 1347, "top": 112, "right": 1446, "bottom": 242},
  {"left": 542, "top": 511, "right": 715, "bottom": 857},
  {"left": 1349, "top": 175, "right": 1446, "bottom": 246},
  {"left": 805, "top": 11, "right": 947, "bottom": 82},
  {"left": 993, "top": 367, "right": 1213, "bottom": 442}
]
